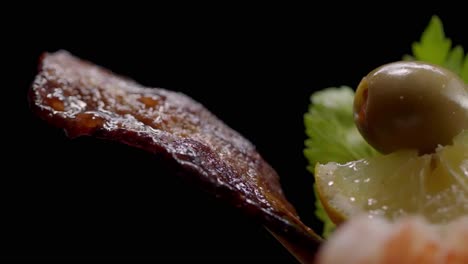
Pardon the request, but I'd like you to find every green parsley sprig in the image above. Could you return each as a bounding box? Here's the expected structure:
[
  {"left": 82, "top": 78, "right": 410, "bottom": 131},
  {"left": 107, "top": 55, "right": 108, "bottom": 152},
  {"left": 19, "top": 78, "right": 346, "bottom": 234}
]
[{"left": 405, "top": 16, "right": 468, "bottom": 82}]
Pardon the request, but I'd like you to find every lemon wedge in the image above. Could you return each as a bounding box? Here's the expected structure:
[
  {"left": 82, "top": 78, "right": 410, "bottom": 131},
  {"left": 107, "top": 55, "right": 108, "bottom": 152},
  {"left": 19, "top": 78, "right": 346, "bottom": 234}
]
[{"left": 315, "top": 130, "right": 468, "bottom": 224}]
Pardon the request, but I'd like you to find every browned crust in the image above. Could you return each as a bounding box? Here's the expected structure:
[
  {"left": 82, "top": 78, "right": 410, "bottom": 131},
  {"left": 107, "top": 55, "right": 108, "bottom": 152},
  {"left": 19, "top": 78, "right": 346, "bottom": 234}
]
[{"left": 29, "top": 51, "right": 321, "bottom": 256}]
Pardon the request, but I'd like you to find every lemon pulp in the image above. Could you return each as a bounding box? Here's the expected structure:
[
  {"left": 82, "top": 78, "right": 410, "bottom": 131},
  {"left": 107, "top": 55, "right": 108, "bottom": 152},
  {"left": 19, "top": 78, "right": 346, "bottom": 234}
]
[{"left": 315, "top": 131, "right": 468, "bottom": 224}]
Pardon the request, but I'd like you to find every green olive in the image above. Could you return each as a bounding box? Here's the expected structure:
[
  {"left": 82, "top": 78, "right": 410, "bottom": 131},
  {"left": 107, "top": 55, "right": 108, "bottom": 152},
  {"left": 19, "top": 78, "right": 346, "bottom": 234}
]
[{"left": 354, "top": 61, "right": 468, "bottom": 154}]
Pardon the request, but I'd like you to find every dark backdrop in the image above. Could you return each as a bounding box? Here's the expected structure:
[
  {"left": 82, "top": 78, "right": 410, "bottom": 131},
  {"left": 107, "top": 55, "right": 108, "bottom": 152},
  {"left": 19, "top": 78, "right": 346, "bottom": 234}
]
[{"left": 6, "top": 5, "right": 467, "bottom": 262}]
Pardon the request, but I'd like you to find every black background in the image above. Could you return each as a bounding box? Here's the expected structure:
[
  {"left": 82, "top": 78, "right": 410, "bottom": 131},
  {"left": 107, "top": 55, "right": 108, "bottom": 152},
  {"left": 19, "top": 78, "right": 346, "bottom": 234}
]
[{"left": 6, "top": 5, "right": 467, "bottom": 263}]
